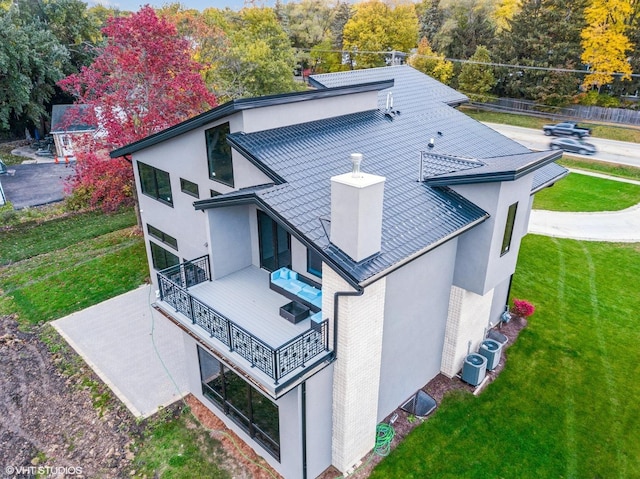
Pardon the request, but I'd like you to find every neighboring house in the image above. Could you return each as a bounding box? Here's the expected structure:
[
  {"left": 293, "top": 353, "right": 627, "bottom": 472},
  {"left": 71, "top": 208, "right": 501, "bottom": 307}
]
[
  {"left": 50, "top": 104, "right": 96, "bottom": 161},
  {"left": 111, "top": 65, "right": 567, "bottom": 479}
]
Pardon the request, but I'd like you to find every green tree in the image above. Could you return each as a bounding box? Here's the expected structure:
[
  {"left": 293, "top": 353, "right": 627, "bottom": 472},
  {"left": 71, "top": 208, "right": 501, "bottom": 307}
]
[
  {"left": 416, "top": 0, "right": 444, "bottom": 44},
  {"left": 434, "top": 0, "right": 495, "bottom": 60},
  {"left": 15, "top": 0, "right": 103, "bottom": 73},
  {"left": 457, "top": 44, "right": 495, "bottom": 101},
  {"left": 496, "top": 0, "right": 586, "bottom": 104},
  {"left": 581, "top": 0, "right": 633, "bottom": 91},
  {"left": 278, "top": 0, "right": 334, "bottom": 49},
  {"left": 0, "top": 7, "right": 68, "bottom": 133},
  {"left": 343, "top": 0, "right": 419, "bottom": 68},
  {"left": 207, "top": 7, "right": 303, "bottom": 100},
  {"left": 408, "top": 37, "right": 454, "bottom": 84}
]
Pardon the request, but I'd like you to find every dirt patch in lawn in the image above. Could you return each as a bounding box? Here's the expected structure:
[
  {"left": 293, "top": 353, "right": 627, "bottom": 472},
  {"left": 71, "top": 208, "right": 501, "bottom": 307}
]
[
  {"left": 317, "top": 318, "right": 528, "bottom": 479},
  {"left": 0, "top": 315, "right": 137, "bottom": 478},
  {"left": 186, "top": 395, "right": 282, "bottom": 479}
]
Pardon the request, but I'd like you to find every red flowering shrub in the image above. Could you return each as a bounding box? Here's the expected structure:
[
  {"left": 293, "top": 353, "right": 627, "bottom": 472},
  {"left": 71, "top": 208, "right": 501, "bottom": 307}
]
[
  {"left": 510, "top": 299, "right": 535, "bottom": 318},
  {"left": 64, "top": 150, "right": 134, "bottom": 212}
]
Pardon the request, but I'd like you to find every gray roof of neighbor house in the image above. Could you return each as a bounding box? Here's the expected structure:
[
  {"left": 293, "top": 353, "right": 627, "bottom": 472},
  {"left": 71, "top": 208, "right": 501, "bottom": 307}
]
[
  {"left": 195, "top": 66, "right": 567, "bottom": 285},
  {"left": 50, "top": 105, "right": 95, "bottom": 133}
]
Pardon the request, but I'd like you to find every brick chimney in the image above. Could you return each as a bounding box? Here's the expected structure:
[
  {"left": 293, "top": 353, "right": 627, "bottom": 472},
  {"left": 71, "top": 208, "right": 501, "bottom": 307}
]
[{"left": 330, "top": 153, "right": 385, "bottom": 262}]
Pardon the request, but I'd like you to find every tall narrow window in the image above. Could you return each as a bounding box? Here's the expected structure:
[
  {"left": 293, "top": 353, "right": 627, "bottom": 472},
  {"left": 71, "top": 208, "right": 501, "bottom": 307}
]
[
  {"left": 205, "top": 122, "right": 233, "bottom": 187},
  {"left": 257, "top": 210, "right": 291, "bottom": 272},
  {"left": 307, "top": 249, "right": 323, "bottom": 277},
  {"left": 138, "top": 162, "right": 173, "bottom": 206},
  {"left": 198, "top": 346, "right": 280, "bottom": 460},
  {"left": 501, "top": 202, "right": 518, "bottom": 256}
]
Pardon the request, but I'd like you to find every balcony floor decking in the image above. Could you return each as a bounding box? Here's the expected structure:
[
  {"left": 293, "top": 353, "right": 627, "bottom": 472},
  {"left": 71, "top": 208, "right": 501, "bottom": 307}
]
[{"left": 182, "top": 265, "right": 314, "bottom": 348}]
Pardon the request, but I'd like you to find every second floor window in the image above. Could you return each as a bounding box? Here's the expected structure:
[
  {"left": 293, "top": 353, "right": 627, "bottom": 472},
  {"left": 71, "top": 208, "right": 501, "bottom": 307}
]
[
  {"left": 501, "top": 202, "right": 518, "bottom": 256},
  {"left": 138, "top": 162, "right": 173, "bottom": 206},
  {"left": 180, "top": 178, "right": 199, "bottom": 198},
  {"left": 205, "top": 122, "right": 234, "bottom": 187}
]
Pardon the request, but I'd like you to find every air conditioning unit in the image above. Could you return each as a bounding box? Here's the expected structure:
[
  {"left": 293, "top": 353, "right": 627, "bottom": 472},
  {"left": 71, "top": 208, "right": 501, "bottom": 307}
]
[
  {"left": 461, "top": 353, "right": 487, "bottom": 386},
  {"left": 479, "top": 339, "right": 503, "bottom": 371}
]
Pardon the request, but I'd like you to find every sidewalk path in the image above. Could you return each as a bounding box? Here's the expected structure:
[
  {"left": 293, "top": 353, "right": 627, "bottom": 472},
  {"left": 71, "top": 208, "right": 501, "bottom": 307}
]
[{"left": 529, "top": 169, "right": 640, "bottom": 242}]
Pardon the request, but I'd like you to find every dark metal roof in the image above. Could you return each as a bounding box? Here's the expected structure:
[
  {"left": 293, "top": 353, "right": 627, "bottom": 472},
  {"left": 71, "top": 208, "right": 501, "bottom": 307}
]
[
  {"left": 309, "top": 65, "right": 469, "bottom": 108},
  {"left": 531, "top": 162, "right": 569, "bottom": 194},
  {"left": 422, "top": 150, "right": 563, "bottom": 186},
  {"left": 109, "top": 80, "right": 393, "bottom": 158},
  {"left": 197, "top": 65, "right": 566, "bottom": 285}
]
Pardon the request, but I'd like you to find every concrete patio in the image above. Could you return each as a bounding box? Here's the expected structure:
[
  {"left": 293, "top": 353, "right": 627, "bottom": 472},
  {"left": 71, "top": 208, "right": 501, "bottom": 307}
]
[{"left": 53, "top": 285, "right": 189, "bottom": 418}]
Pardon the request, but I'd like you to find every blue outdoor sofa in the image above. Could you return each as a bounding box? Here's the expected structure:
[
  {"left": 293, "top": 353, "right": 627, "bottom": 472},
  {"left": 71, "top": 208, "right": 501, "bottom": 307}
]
[{"left": 269, "top": 267, "right": 322, "bottom": 312}]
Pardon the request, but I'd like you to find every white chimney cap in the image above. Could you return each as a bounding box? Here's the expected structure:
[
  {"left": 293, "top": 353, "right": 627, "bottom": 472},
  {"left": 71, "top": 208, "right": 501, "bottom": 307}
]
[{"left": 350, "top": 153, "right": 363, "bottom": 178}]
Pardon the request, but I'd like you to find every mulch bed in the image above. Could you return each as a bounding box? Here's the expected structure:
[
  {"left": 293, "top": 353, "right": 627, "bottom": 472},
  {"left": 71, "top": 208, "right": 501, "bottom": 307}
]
[{"left": 317, "top": 316, "right": 528, "bottom": 479}]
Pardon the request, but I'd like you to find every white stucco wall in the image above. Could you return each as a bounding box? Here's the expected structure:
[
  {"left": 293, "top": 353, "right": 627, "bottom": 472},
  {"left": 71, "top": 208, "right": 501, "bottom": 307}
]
[{"left": 377, "top": 239, "right": 458, "bottom": 420}]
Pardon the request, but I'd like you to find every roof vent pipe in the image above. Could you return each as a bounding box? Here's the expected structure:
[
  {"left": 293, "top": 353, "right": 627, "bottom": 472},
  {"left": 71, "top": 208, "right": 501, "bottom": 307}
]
[
  {"left": 351, "top": 153, "right": 363, "bottom": 178},
  {"left": 385, "top": 92, "right": 393, "bottom": 111}
]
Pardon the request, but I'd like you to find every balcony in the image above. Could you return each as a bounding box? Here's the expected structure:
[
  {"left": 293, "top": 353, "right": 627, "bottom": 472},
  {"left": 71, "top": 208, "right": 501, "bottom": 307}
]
[{"left": 157, "top": 256, "right": 331, "bottom": 390}]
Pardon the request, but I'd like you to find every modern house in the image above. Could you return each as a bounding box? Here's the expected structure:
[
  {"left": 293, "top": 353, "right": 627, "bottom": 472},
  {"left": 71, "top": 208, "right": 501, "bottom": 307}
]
[{"left": 110, "top": 65, "right": 567, "bottom": 479}]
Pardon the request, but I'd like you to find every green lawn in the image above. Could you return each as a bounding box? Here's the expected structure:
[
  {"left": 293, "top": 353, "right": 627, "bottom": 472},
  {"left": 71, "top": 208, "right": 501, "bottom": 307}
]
[
  {"left": 533, "top": 171, "right": 640, "bottom": 211},
  {"left": 559, "top": 157, "right": 640, "bottom": 182},
  {"left": 371, "top": 236, "right": 640, "bottom": 478},
  {"left": 0, "top": 209, "right": 137, "bottom": 265},
  {"left": 132, "top": 409, "right": 231, "bottom": 479},
  {"left": 462, "top": 107, "right": 640, "bottom": 143},
  {"left": 0, "top": 207, "right": 233, "bottom": 477},
  {"left": 0, "top": 210, "right": 148, "bottom": 324}
]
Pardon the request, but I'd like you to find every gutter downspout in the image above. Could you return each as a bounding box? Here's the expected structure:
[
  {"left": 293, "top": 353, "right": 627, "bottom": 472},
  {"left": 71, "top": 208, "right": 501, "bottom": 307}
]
[
  {"left": 301, "top": 382, "right": 307, "bottom": 479},
  {"left": 332, "top": 286, "right": 364, "bottom": 359}
]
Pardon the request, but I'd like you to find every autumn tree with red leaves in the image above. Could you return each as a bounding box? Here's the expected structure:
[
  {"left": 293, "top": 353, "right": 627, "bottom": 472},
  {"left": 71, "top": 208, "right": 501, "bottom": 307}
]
[{"left": 58, "top": 5, "right": 217, "bottom": 212}]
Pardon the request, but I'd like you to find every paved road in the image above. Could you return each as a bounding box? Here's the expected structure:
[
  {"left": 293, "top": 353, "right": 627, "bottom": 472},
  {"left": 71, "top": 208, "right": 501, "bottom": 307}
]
[
  {"left": 484, "top": 122, "right": 640, "bottom": 168},
  {"left": 0, "top": 162, "right": 74, "bottom": 209}
]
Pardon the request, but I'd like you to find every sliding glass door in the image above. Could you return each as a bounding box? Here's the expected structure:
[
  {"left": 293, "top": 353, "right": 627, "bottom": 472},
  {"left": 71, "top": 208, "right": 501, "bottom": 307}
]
[{"left": 257, "top": 210, "right": 291, "bottom": 272}]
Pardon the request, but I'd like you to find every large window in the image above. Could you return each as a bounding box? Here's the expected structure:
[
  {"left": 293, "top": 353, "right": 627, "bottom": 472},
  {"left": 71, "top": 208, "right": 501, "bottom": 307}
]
[
  {"left": 138, "top": 162, "right": 173, "bottom": 206},
  {"left": 150, "top": 241, "right": 179, "bottom": 270},
  {"left": 198, "top": 346, "right": 280, "bottom": 460},
  {"left": 257, "top": 210, "right": 291, "bottom": 272},
  {"left": 500, "top": 202, "right": 518, "bottom": 256},
  {"left": 205, "top": 122, "right": 234, "bottom": 187}
]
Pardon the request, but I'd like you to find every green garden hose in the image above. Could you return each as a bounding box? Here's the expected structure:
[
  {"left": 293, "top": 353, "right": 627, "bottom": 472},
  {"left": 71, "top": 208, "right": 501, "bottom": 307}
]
[{"left": 374, "top": 422, "right": 396, "bottom": 457}]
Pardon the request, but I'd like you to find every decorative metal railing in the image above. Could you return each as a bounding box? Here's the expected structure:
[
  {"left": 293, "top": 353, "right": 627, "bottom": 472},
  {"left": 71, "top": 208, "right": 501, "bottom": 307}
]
[{"left": 157, "top": 259, "right": 329, "bottom": 384}]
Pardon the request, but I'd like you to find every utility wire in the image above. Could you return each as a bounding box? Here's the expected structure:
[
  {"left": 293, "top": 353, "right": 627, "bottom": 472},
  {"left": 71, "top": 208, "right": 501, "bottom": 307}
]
[{"left": 300, "top": 48, "right": 640, "bottom": 78}]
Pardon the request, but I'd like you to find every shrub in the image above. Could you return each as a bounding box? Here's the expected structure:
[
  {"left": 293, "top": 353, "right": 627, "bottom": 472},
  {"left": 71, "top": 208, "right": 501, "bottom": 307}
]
[{"left": 510, "top": 299, "right": 535, "bottom": 318}]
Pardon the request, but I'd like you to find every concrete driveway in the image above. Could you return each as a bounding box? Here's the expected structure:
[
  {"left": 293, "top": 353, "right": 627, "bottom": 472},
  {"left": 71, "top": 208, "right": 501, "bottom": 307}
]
[{"left": 52, "top": 285, "right": 189, "bottom": 418}]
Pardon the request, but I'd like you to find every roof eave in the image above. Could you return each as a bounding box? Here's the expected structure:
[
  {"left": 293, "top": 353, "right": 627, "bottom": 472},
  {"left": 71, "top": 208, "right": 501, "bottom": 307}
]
[
  {"left": 423, "top": 150, "right": 562, "bottom": 187},
  {"left": 530, "top": 168, "right": 570, "bottom": 195},
  {"left": 109, "top": 80, "right": 395, "bottom": 158},
  {"left": 226, "top": 135, "right": 286, "bottom": 184}
]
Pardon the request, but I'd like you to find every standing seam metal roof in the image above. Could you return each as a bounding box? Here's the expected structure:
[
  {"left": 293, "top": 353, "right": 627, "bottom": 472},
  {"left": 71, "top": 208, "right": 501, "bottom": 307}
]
[{"left": 198, "top": 66, "right": 566, "bottom": 284}]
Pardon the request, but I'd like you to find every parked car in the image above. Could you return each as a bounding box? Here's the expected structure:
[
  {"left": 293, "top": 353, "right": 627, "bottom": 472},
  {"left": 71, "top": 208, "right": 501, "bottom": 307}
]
[
  {"left": 543, "top": 122, "right": 591, "bottom": 138},
  {"left": 549, "top": 137, "right": 597, "bottom": 155}
]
